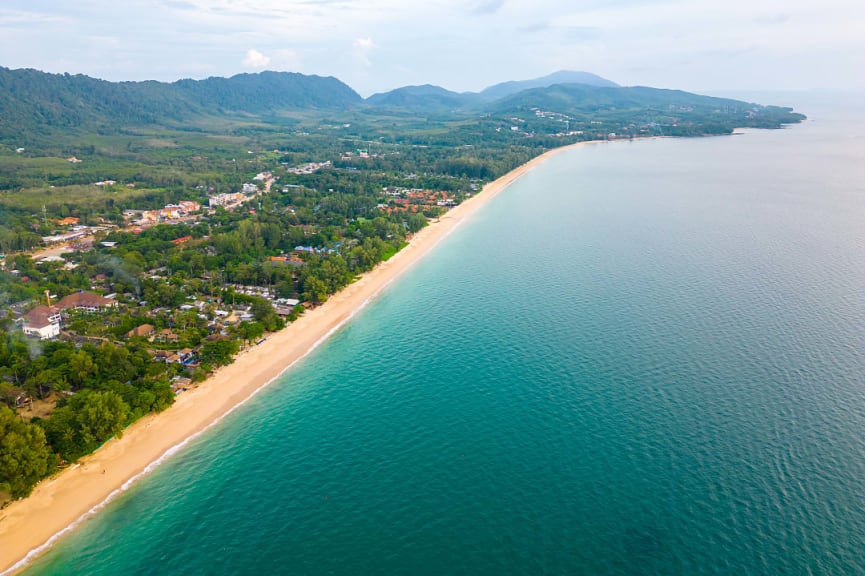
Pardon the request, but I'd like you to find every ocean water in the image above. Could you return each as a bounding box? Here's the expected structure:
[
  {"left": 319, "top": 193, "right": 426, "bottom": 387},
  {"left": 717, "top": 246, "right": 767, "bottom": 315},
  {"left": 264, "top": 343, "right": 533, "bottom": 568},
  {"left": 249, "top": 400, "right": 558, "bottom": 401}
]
[{"left": 25, "top": 95, "right": 865, "bottom": 575}]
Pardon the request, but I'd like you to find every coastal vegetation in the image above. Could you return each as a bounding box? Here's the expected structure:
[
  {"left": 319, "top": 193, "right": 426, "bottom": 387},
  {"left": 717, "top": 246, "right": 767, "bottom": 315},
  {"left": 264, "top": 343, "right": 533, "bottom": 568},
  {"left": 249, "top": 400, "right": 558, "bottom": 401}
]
[{"left": 0, "top": 67, "right": 804, "bottom": 502}]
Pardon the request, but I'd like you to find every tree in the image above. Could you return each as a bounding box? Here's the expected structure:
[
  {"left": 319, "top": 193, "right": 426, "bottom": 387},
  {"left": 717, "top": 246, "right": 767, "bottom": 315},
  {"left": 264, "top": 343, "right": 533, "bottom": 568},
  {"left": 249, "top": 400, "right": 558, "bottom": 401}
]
[
  {"left": 302, "top": 276, "right": 329, "bottom": 305},
  {"left": 66, "top": 350, "right": 96, "bottom": 388},
  {"left": 41, "top": 390, "right": 129, "bottom": 460},
  {"left": 237, "top": 321, "right": 265, "bottom": 344},
  {"left": 0, "top": 406, "right": 56, "bottom": 499},
  {"left": 406, "top": 212, "right": 428, "bottom": 233},
  {"left": 76, "top": 390, "right": 127, "bottom": 446},
  {"left": 25, "top": 368, "right": 67, "bottom": 400},
  {"left": 199, "top": 339, "right": 239, "bottom": 367}
]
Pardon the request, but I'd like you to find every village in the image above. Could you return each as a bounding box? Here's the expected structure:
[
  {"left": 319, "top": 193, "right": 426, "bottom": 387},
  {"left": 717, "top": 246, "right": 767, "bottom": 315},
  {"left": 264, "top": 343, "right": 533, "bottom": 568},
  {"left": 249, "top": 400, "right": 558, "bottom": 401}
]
[{"left": 2, "top": 162, "right": 463, "bottom": 415}]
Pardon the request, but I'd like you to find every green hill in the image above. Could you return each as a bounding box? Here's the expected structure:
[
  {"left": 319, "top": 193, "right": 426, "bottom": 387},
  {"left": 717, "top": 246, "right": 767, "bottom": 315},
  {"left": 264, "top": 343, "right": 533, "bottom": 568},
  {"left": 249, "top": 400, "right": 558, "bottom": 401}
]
[
  {"left": 0, "top": 67, "right": 362, "bottom": 146},
  {"left": 479, "top": 70, "right": 619, "bottom": 100},
  {"left": 365, "top": 84, "right": 479, "bottom": 113},
  {"left": 0, "top": 67, "right": 804, "bottom": 149}
]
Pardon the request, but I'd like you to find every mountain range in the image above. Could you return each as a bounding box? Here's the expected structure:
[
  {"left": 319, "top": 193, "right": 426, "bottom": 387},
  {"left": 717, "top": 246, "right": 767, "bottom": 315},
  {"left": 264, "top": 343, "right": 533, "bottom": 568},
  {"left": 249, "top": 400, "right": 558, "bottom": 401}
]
[{"left": 0, "top": 66, "right": 801, "bottom": 145}]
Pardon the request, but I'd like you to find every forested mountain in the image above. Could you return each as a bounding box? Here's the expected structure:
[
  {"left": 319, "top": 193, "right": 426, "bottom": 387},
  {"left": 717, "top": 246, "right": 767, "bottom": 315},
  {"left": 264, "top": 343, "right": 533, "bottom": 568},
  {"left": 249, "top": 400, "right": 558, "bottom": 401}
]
[
  {"left": 0, "top": 66, "right": 804, "bottom": 147},
  {"left": 491, "top": 83, "right": 805, "bottom": 130},
  {"left": 362, "top": 71, "right": 621, "bottom": 113},
  {"left": 0, "top": 67, "right": 362, "bottom": 143},
  {"left": 479, "top": 70, "right": 619, "bottom": 101},
  {"left": 495, "top": 84, "right": 749, "bottom": 112},
  {"left": 173, "top": 71, "right": 363, "bottom": 113},
  {"left": 365, "top": 84, "right": 478, "bottom": 112}
]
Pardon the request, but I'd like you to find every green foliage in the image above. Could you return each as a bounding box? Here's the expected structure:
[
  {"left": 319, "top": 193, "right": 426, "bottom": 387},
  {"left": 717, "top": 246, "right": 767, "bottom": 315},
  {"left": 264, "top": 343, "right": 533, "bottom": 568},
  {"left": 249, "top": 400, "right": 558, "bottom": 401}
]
[
  {"left": 0, "top": 406, "right": 56, "bottom": 499},
  {"left": 406, "top": 212, "right": 428, "bottom": 233},
  {"left": 40, "top": 390, "right": 128, "bottom": 461},
  {"left": 199, "top": 339, "right": 239, "bottom": 367},
  {"left": 0, "top": 67, "right": 362, "bottom": 149}
]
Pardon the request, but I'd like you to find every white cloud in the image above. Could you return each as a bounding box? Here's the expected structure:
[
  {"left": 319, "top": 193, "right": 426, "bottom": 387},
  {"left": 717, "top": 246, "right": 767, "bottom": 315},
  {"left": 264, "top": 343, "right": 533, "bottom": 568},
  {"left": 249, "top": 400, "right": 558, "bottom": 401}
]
[
  {"left": 242, "top": 48, "right": 270, "bottom": 68},
  {"left": 0, "top": 8, "right": 65, "bottom": 26},
  {"left": 353, "top": 36, "right": 378, "bottom": 66}
]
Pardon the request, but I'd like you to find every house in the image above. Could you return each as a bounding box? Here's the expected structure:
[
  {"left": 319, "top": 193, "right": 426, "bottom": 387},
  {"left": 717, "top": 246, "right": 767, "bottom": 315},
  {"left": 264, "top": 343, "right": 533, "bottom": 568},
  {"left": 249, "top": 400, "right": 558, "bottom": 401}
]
[
  {"left": 178, "top": 200, "right": 200, "bottom": 213},
  {"left": 56, "top": 291, "right": 117, "bottom": 313},
  {"left": 21, "top": 305, "right": 62, "bottom": 339},
  {"left": 162, "top": 204, "right": 183, "bottom": 219},
  {"left": 170, "top": 377, "right": 192, "bottom": 394},
  {"left": 125, "top": 324, "right": 155, "bottom": 339},
  {"left": 151, "top": 350, "right": 173, "bottom": 362},
  {"left": 155, "top": 329, "right": 180, "bottom": 343},
  {"left": 166, "top": 348, "right": 196, "bottom": 365}
]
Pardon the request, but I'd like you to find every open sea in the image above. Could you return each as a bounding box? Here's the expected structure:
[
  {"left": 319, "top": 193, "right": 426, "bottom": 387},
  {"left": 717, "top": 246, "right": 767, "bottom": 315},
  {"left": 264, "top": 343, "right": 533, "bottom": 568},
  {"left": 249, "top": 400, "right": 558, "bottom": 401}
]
[{"left": 24, "top": 93, "right": 865, "bottom": 575}]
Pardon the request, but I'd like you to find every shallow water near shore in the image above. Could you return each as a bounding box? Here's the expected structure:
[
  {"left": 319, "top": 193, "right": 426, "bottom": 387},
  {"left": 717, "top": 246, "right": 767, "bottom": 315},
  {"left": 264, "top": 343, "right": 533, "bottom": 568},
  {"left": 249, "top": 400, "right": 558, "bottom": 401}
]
[{"left": 25, "top": 95, "right": 865, "bottom": 575}]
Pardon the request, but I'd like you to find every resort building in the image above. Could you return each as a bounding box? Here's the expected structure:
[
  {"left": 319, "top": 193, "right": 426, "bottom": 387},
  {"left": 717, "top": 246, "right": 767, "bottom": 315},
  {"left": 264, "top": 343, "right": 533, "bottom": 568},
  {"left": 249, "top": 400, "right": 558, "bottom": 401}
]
[
  {"left": 56, "top": 291, "right": 117, "bottom": 313},
  {"left": 21, "top": 305, "right": 62, "bottom": 340}
]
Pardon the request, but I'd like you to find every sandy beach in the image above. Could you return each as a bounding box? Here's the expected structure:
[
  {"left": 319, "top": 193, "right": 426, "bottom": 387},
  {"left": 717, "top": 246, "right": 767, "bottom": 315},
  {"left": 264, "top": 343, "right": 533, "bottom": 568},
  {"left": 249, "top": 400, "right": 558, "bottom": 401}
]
[{"left": 0, "top": 140, "right": 597, "bottom": 575}]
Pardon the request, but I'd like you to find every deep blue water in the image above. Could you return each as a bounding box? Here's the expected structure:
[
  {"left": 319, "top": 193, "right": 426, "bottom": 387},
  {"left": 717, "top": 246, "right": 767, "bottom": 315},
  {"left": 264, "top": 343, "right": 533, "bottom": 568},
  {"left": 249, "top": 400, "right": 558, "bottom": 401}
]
[{"left": 25, "top": 95, "right": 865, "bottom": 575}]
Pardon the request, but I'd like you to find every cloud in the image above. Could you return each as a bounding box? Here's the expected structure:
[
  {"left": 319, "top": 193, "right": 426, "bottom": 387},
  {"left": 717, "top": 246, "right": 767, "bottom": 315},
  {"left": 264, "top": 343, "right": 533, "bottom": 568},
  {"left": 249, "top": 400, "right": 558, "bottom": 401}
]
[
  {"left": 242, "top": 48, "right": 270, "bottom": 68},
  {"left": 469, "top": 0, "right": 506, "bottom": 15},
  {"left": 0, "top": 8, "right": 65, "bottom": 27},
  {"left": 754, "top": 13, "right": 791, "bottom": 26},
  {"left": 353, "top": 36, "right": 377, "bottom": 66},
  {"left": 519, "top": 20, "right": 602, "bottom": 43}
]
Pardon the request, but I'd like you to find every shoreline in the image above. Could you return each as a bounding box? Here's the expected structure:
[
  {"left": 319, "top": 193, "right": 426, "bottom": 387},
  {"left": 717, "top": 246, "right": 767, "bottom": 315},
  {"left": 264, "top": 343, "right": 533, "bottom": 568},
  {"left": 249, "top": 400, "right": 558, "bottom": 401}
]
[{"left": 0, "top": 139, "right": 603, "bottom": 575}]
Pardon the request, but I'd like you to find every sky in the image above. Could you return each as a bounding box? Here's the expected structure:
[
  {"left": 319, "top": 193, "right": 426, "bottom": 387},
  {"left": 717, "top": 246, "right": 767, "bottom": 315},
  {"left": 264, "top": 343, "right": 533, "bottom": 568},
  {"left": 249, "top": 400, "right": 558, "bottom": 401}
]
[{"left": 0, "top": 0, "right": 862, "bottom": 97}]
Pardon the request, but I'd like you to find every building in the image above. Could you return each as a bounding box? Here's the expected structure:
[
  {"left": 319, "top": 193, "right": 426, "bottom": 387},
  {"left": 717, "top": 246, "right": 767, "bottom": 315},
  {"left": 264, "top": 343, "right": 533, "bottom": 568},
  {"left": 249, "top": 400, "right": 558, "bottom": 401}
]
[
  {"left": 125, "top": 324, "right": 155, "bottom": 339},
  {"left": 21, "top": 305, "right": 62, "bottom": 339},
  {"left": 208, "top": 192, "right": 244, "bottom": 208},
  {"left": 155, "top": 329, "right": 180, "bottom": 343},
  {"left": 178, "top": 200, "right": 200, "bottom": 213},
  {"left": 56, "top": 291, "right": 117, "bottom": 313}
]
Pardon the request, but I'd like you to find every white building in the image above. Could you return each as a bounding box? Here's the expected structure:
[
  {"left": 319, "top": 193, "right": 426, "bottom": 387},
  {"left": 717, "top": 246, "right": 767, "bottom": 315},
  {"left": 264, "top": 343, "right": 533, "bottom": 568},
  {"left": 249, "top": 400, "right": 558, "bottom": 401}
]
[{"left": 21, "top": 305, "right": 61, "bottom": 340}]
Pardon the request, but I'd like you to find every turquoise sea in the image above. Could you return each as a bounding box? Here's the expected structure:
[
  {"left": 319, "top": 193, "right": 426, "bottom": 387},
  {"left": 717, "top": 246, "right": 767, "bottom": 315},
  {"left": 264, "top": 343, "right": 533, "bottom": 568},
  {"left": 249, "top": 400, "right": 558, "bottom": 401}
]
[{"left": 25, "top": 95, "right": 865, "bottom": 575}]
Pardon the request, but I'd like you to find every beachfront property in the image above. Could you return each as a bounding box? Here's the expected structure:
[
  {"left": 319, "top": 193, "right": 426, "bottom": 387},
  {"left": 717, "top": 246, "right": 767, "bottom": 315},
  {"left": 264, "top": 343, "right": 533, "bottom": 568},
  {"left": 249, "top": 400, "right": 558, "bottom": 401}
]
[{"left": 378, "top": 187, "right": 456, "bottom": 214}]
